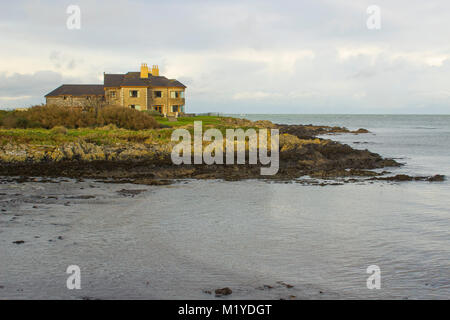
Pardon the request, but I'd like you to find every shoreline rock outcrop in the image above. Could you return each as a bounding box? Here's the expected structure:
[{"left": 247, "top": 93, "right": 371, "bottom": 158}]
[{"left": 1, "top": 119, "right": 438, "bottom": 183}]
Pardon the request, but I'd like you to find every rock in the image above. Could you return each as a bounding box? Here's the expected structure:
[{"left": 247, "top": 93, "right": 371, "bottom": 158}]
[
  {"left": 391, "top": 174, "right": 414, "bottom": 181},
  {"left": 376, "top": 174, "right": 414, "bottom": 181},
  {"left": 81, "top": 296, "right": 100, "bottom": 300},
  {"left": 116, "top": 189, "right": 147, "bottom": 197},
  {"left": 277, "top": 281, "right": 294, "bottom": 288},
  {"left": 13, "top": 240, "right": 25, "bottom": 244},
  {"left": 132, "top": 178, "right": 172, "bottom": 185},
  {"left": 65, "top": 195, "right": 96, "bottom": 199},
  {"left": 371, "top": 174, "right": 446, "bottom": 182},
  {"left": 215, "top": 287, "right": 232, "bottom": 296},
  {"left": 428, "top": 175, "right": 445, "bottom": 182},
  {"left": 352, "top": 128, "right": 370, "bottom": 134}
]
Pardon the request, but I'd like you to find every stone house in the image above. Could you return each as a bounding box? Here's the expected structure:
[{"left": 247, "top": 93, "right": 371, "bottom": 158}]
[{"left": 45, "top": 64, "right": 186, "bottom": 116}]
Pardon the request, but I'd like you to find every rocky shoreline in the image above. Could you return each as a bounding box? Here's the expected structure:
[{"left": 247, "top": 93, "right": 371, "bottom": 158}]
[{"left": 0, "top": 119, "right": 444, "bottom": 184}]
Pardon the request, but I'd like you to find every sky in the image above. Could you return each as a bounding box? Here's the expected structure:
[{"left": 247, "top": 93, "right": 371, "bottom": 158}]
[{"left": 1, "top": 0, "right": 450, "bottom": 114}]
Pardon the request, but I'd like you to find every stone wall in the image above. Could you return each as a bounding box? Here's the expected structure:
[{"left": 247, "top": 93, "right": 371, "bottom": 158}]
[
  {"left": 121, "top": 87, "right": 148, "bottom": 111},
  {"left": 46, "top": 95, "right": 105, "bottom": 107},
  {"left": 104, "top": 88, "right": 122, "bottom": 106}
]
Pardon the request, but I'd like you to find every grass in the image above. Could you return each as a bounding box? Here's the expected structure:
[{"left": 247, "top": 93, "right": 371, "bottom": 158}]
[
  {"left": 154, "top": 115, "right": 225, "bottom": 127},
  {"left": 0, "top": 127, "right": 175, "bottom": 146}
]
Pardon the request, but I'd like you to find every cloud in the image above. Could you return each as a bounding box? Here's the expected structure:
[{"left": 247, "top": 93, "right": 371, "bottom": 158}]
[
  {"left": 0, "top": 70, "right": 89, "bottom": 108},
  {"left": 0, "top": 95, "right": 32, "bottom": 101},
  {"left": 233, "top": 91, "right": 279, "bottom": 100},
  {"left": 0, "top": 0, "right": 450, "bottom": 113}
]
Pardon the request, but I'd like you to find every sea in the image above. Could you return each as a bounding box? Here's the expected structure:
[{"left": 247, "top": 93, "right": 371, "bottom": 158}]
[{"left": 0, "top": 114, "right": 449, "bottom": 299}]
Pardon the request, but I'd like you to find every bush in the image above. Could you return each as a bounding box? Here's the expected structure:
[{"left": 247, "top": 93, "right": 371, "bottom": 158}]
[
  {"left": 1, "top": 113, "right": 40, "bottom": 129},
  {"left": 144, "top": 110, "right": 163, "bottom": 117},
  {"left": 0, "top": 105, "right": 160, "bottom": 130},
  {"left": 51, "top": 125, "right": 68, "bottom": 134},
  {"left": 97, "top": 106, "right": 159, "bottom": 130}
]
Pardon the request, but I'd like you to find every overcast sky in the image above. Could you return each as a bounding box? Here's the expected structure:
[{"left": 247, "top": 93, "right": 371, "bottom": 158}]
[{"left": 1, "top": 0, "right": 450, "bottom": 113}]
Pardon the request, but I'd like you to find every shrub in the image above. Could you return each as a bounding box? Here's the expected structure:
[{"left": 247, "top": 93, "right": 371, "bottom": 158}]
[
  {"left": 1, "top": 113, "right": 40, "bottom": 129},
  {"left": 0, "top": 105, "right": 160, "bottom": 130},
  {"left": 98, "top": 123, "right": 119, "bottom": 131},
  {"left": 51, "top": 125, "right": 68, "bottom": 135},
  {"left": 97, "top": 106, "right": 159, "bottom": 130},
  {"left": 144, "top": 110, "right": 163, "bottom": 117}
]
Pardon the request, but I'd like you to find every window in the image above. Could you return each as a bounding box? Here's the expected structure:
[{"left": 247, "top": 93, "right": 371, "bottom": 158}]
[
  {"left": 130, "top": 90, "right": 139, "bottom": 98},
  {"left": 63, "top": 96, "right": 67, "bottom": 100},
  {"left": 110, "top": 91, "right": 116, "bottom": 98},
  {"left": 86, "top": 96, "right": 90, "bottom": 100},
  {"left": 154, "top": 91, "right": 162, "bottom": 98},
  {"left": 170, "top": 91, "right": 184, "bottom": 99},
  {"left": 130, "top": 105, "right": 135, "bottom": 109},
  {"left": 172, "top": 105, "right": 179, "bottom": 112}
]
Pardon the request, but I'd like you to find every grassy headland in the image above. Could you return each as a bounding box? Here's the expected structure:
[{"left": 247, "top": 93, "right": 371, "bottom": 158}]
[{"left": 0, "top": 105, "right": 405, "bottom": 183}]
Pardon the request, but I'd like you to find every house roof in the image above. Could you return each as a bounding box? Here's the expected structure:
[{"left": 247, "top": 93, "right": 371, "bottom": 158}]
[
  {"left": 104, "top": 72, "right": 186, "bottom": 88},
  {"left": 45, "top": 84, "right": 105, "bottom": 97},
  {"left": 45, "top": 71, "right": 186, "bottom": 98},
  {"left": 103, "top": 74, "right": 124, "bottom": 87}
]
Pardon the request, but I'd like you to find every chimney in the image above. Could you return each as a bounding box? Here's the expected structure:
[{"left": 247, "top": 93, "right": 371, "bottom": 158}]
[
  {"left": 152, "top": 65, "right": 160, "bottom": 76},
  {"left": 140, "top": 63, "right": 149, "bottom": 78}
]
